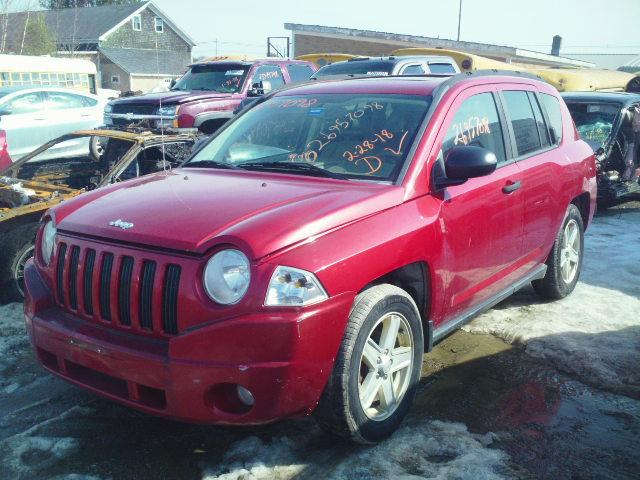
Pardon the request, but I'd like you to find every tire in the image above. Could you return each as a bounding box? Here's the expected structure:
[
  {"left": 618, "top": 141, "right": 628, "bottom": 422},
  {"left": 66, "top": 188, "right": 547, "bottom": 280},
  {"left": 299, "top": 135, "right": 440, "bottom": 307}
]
[
  {"left": 0, "top": 238, "right": 35, "bottom": 303},
  {"left": 532, "top": 204, "right": 584, "bottom": 300},
  {"left": 315, "top": 284, "right": 424, "bottom": 443}
]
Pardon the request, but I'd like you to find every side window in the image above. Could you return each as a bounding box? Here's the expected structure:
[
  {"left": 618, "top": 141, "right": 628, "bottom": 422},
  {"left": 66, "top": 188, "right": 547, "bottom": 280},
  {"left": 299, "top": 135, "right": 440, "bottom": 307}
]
[
  {"left": 539, "top": 93, "right": 563, "bottom": 145},
  {"left": 502, "top": 90, "right": 542, "bottom": 156},
  {"left": 529, "top": 93, "right": 550, "bottom": 148},
  {"left": 428, "top": 63, "right": 457, "bottom": 74},
  {"left": 401, "top": 64, "right": 426, "bottom": 75},
  {"left": 287, "top": 64, "right": 315, "bottom": 83},
  {"left": 4, "top": 92, "right": 44, "bottom": 114},
  {"left": 442, "top": 92, "right": 507, "bottom": 165},
  {"left": 251, "top": 65, "right": 285, "bottom": 89},
  {"left": 46, "top": 92, "right": 88, "bottom": 110}
]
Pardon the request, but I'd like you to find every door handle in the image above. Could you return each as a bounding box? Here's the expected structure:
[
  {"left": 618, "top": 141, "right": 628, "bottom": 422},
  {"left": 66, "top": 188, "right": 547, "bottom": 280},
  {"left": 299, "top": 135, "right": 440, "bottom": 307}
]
[{"left": 502, "top": 180, "right": 522, "bottom": 193}]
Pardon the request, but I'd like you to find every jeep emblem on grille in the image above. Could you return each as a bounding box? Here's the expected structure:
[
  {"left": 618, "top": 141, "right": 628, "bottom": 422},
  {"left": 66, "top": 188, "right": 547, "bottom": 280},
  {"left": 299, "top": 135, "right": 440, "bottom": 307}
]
[{"left": 109, "top": 219, "right": 134, "bottom": 230}]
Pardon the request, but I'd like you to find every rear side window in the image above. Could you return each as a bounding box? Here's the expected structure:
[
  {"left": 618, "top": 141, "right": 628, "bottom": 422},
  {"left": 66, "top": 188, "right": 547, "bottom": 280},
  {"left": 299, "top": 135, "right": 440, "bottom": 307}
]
[
  {"left": 540, "top": 93, "right": 563, "bottom": 144},
  {"left": 287, "top": 64, "right": 315, "bottom": 83},
  {"left": 428, "top": 63, "right": 457, "bottom": 74},
  {"left": 442, "top": 92, "right": 507, "bottom": 165},
  {"left": 502, "top": 90, "right": 542, "bottom": 156},
  {"left": 529, "top": 93, "right": 550, "bottom": 148}
]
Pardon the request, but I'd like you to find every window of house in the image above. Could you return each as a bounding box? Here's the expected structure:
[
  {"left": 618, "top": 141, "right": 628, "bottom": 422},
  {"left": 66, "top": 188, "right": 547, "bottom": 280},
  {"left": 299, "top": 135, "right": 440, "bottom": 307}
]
[
  {"left": 540, "top": 93, "right": 563, "bottom": 145},
  {"left": 502, "top": 90, "right": 542, "bottom": 156},
  {"left": 286, "top": 63, "right": 315, "bottom": 83},
  {"left": 111, "top": 75, "right": 120, "bottom": 84},
  {"left": 442, "top": 92, "right": 507, "bottom": 165},
  {"left": 132, "top": 14, "right": 142, "bottom": 31},
  {"left": 155, "top": 17, "right": 164, "bottom": 33}
]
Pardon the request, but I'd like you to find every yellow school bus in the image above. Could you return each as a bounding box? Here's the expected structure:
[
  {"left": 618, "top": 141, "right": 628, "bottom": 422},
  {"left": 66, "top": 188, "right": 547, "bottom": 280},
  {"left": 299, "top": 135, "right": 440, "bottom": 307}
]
[{"left": 0, "top": 54, "right": 97, "bottom": 94}]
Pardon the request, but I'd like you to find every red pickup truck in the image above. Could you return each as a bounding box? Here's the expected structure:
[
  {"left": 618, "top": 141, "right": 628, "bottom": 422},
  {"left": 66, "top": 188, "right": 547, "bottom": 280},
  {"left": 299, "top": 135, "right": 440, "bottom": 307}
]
[
  {"left": 104, "top": 59, "right": 317, "bottom": 133},
  {"left": 24, "top": 72, "right": 596, "bottom": 443}
]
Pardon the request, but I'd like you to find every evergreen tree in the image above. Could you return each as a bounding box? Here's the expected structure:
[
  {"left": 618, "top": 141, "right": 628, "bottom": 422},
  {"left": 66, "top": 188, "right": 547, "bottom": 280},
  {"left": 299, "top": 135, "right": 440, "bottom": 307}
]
[{"left": 22, "top": 12, "right": 56, "bottom": 55}]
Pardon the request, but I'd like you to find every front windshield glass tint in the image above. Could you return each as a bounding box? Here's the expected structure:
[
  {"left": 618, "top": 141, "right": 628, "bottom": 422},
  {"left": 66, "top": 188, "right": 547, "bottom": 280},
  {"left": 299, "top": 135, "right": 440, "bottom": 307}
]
[
  {"left": 171, "top": 64, "right": 249, "bottom": 93},
  {"left": 186, "top": 93, "right": 431, "bottom": 181},
  {"left": 566, "top": 102, "right": 619, "bottom": 149},
  {"left": 315, "top": 61, "right": 395, "bottom": 77}
]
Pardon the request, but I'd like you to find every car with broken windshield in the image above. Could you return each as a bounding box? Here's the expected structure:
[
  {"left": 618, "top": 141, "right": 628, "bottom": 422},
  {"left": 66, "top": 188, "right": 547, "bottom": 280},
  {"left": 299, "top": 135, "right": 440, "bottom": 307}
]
[
  {"left": 562, "top": 92, "right": 640, "bottom": 206},
  {"left": 24, "top": 72, "right": 596, "bottom": 443},
  {"left": 0, "top": 128, "right": 198, "bottom": 302}
]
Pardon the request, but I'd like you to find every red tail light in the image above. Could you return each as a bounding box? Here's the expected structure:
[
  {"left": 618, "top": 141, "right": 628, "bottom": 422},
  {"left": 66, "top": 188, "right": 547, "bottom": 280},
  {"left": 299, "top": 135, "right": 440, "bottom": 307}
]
[{"left": 0, "top": 129, "right": 12, "bottom": 172}]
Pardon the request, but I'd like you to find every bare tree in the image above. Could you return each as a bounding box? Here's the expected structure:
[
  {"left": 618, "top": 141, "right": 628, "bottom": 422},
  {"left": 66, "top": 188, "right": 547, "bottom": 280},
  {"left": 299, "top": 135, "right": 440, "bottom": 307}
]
[
  {"left": 19, "top": 0, "right": 33, "bottom": 54},
  {"left": 0, "top": 0, "right": 15, "bottom": 54}
]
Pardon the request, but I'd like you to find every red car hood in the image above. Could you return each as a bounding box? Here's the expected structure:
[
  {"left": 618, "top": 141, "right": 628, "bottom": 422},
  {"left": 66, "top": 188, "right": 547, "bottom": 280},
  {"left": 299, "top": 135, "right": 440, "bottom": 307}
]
[{"left": 54, "top": 169, "right": 404, "bottom": 259}]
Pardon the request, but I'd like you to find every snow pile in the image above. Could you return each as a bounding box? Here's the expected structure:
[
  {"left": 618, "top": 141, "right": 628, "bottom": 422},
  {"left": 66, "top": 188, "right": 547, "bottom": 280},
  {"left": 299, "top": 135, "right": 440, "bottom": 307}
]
[
  {"left": 465, "top": 211, "right": 640, "bottom": 398},
  {"left": 0, "top": 303, "right": 28, "bottom": 393},
  {"left": 203, "top": 421, "right": 508, "bottom": 479}
]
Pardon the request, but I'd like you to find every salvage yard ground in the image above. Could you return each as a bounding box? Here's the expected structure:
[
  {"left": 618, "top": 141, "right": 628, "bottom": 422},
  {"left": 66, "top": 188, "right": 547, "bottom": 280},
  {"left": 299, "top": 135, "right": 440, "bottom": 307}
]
[{"left": 1, "top": 200, "right": 639, "bottom": 480}]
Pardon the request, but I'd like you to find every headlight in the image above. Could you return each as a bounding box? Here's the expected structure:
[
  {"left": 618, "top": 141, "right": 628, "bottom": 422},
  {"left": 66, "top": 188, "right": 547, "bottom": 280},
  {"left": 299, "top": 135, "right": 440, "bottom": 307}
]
[
  {"left": 41, "top": 220, "right": 56, "bottom": 265},
  {"left": 157, "top": 105, "right": 177, "bottom": 117},
  {"left": 203, "top": 249, "right": 250, "bottom": 305},
  {"left": 104, "top": 102, "right": 113, "bottom": 114},
  {"left": 265, "top": 266, "right": 328, "bottom": 306}
]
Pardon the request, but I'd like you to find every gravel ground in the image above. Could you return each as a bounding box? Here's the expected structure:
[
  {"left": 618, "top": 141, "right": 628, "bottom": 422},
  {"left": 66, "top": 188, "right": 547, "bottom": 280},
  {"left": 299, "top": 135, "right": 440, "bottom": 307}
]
[{"left": 0, "top": 198, "right": 639, "bottom": 480}]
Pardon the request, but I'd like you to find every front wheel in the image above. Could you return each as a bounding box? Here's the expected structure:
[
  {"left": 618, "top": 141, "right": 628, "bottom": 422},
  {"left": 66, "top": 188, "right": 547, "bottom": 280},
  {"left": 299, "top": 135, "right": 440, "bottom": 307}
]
[
  {"left": 533, "top": 203, "right": 584, "bottom": 300},
  {"left": 315, "top": 284, "right": 424, "bottom": 443}
]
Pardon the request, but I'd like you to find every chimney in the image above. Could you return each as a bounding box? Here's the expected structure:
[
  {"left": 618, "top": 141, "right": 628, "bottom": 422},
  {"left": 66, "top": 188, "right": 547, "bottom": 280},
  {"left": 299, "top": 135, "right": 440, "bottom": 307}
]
[{"left": 551, "top": 35, "right": 562, "bottom": 56}]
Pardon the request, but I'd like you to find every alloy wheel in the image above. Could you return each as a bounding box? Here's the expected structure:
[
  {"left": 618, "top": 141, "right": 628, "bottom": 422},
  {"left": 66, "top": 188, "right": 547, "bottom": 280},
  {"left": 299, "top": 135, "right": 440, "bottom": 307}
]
[{"left": 560, "top": 219, "right": 580, "bottom": 284}]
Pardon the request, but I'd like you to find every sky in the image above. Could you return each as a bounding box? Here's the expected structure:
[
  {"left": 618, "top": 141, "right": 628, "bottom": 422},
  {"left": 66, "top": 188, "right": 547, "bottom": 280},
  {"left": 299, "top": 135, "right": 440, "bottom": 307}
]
[{"left": 148, "top": 0, "right": 640, "bottom": 58}]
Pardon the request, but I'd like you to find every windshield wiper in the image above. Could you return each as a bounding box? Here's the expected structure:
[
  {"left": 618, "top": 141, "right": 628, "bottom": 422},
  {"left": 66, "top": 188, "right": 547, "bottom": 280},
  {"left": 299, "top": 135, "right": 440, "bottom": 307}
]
[
  {"left": 184, "top": 160, "right": 243, "bottom": 170},
  {"left": 238, "top": 161, "right": 348, "bottom": 180}
]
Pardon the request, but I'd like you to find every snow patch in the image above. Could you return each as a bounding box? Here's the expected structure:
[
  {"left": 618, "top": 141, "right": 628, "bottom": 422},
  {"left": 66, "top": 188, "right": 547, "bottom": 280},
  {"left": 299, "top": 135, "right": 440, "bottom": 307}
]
[
  {"left": 465, "top": 211, "right": 640, "bottom": 397},
  {"left": 0, "top": 303, "right": 28, "bottom": 375},
  {"left": 202, "top": 421, "right": 509, "bottom": 479}
]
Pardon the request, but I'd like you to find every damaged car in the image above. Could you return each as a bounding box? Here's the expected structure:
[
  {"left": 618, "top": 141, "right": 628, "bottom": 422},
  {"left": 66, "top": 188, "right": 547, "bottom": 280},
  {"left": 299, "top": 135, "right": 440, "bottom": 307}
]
[
  {"left": 0, "top": 128, "right": 199, "bottom": 302},
  {"left": 562, "top": 92, "right": 640, "bottom": 206}
]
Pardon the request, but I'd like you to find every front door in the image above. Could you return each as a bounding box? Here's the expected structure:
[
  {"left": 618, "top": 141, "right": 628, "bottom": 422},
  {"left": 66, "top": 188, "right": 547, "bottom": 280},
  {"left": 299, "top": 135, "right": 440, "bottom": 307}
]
[{"left": 436, "top": 87, "right": 525, "bottom": 318}]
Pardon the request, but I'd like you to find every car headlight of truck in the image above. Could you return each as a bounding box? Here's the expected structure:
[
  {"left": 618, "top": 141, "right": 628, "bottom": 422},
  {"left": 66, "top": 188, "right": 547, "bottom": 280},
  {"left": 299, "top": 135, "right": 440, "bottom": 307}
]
[
  {"left": 41, "top": 220, "right": 57, "bottom": 265},
  {"left": 203, "top": 249, "right": 250, "bottom": 305},
  {"left": 157, "top": 105, "right": 177, "bottom": 117},
  {"left": 265, "top": 266, "right": 328, "bottom": 306}
]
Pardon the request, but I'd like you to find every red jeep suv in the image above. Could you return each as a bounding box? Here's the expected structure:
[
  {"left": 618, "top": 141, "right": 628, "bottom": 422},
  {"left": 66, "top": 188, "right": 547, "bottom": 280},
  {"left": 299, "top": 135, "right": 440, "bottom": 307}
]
[{"left": 24, "top": 72, "right": 596, "bottom": 443}]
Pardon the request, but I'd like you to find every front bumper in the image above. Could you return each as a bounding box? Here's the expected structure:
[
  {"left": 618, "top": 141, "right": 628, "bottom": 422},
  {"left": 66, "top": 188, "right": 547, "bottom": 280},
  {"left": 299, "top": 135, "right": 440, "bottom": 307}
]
[{"left": 24, "top": 260, "right": 353, "bottom": 425}]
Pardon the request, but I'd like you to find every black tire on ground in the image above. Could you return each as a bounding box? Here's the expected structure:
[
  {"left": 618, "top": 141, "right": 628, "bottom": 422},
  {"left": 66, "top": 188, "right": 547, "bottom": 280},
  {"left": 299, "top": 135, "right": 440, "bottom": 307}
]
[
  {"left": 0, "top": 237, "right": 35, "bottom": 304},
  {"left": 315, "top": 284, "right": 424, "bottom": 444},
  {"left": 532, "top": 203, "right": 584, "bottom": 300}
]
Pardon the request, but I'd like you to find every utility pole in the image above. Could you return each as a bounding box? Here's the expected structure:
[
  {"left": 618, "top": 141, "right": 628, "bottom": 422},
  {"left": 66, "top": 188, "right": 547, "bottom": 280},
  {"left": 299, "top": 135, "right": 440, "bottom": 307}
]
[{"left": 457, "top": 0, "right": 462, "bottom": 42}]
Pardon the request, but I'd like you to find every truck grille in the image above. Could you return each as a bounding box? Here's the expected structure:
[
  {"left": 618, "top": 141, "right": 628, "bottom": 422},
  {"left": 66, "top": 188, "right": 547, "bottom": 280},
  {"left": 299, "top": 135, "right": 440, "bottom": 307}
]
[
  {"left": 111, "top": 104, "right": 159, "bottom": 115},
  {"left": 54, "top": 242, "right": 182, "bottom": 336}
]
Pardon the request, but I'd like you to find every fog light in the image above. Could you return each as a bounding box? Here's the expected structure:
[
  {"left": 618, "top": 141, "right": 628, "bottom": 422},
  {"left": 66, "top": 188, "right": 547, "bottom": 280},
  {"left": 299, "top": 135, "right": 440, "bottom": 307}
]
[{"left": 236, "top": 385, "right": 254, "bottom": 407}]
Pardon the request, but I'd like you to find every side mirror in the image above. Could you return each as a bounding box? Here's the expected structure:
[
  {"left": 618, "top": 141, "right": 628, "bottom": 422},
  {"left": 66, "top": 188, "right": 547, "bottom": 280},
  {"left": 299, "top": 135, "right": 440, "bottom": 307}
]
[
  {"left": 435, "top": 146, "right": 497, "bottom": 189},
  {"left": 248, "top": 81, "right": 273, "bottom": 97}
]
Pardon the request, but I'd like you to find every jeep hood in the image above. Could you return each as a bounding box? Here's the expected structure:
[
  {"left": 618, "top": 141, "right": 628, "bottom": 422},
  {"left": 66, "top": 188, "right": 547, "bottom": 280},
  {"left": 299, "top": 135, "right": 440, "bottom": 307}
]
[
  {"left": 54, "top": 169, "right": 403, "bottom": 259},
  {"left": 113, "top": 90, "right": 234, "bottom": 106}
]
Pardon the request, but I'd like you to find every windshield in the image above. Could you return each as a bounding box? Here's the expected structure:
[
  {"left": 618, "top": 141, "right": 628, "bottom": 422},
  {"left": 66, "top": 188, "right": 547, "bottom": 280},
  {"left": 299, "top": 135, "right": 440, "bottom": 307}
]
[
  {"left": 186, "top": 93, "right": 431, "bottom": 181},
  {"left": 171, "top": 64, "right": 249, "bottom": 93},
  {"left": 315, "top": 61, "right": 395, "bottom": 77},
  {"left": 566, "top": 101, "right": 620, "bottom": 150}
]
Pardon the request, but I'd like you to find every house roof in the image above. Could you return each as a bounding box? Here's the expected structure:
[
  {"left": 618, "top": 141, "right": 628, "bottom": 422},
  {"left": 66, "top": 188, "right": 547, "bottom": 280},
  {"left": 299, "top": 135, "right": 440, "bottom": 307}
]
[
  {"left": 99, "top": 47, "right": 189, "bottom": 76},
  {"left": 0, "top": 1, "right": 195, "bottom": 49},
  {"left": 285, "top": 23, "right": 594, "bottom": 69}
]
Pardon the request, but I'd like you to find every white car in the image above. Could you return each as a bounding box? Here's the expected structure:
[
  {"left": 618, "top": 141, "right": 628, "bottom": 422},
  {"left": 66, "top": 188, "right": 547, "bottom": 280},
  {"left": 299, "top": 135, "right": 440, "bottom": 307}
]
[{"left": 0, "top": 86, "right": 105, "bottom": 161}]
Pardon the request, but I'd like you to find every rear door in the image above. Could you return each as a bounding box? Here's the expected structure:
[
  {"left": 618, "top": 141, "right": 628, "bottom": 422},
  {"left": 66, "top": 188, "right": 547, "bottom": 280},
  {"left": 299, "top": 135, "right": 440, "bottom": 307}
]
[
  {"left": 499, "top": 88, "right": 565, "bottom": 266},
  {"left": 0, "top": 91, "right": 48, "bottom": 159},
  {"left": 436, "top": 86, "right": 525, "bottom": 317}
]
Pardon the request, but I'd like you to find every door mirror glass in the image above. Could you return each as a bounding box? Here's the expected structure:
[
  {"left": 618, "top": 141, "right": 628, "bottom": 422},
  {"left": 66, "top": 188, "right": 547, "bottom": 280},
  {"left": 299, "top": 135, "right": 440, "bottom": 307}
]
[
  {"left": 444, "top": 145, "right": 497, "bottom": 181},
  {"left": 248, "top": 81, "right": 272, "bottom": 97}
]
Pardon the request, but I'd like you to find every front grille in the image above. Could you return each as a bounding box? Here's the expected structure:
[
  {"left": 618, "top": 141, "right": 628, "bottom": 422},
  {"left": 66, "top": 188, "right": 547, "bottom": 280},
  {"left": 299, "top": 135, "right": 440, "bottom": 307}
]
[
  {"left": 54, "top": 243, "right": 181, "bottom": 336},
  {"left": 111, "top": 103, "right": 159, "bottom": 115}
]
